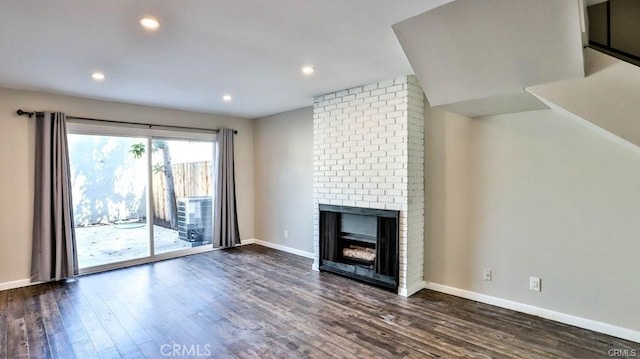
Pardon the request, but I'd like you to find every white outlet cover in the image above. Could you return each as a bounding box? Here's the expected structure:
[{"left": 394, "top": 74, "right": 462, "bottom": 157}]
[
  {"left": 529, "top": 277, "right": 541, "bottom": 291},
  {"left": 483, "top": 269, "right": 492, "bottom": 281}
]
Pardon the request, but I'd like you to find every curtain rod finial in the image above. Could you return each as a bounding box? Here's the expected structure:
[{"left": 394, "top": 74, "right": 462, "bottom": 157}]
[{"left": 17, "top": 109, "right": 34, "bottom": 117}]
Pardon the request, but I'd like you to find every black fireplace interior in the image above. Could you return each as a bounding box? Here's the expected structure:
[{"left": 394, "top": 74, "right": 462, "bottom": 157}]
[{"left": 319, "top": 204, "right": 399, "bottom": 292}]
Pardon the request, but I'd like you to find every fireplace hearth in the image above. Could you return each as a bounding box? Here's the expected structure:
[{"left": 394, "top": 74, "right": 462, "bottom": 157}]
[{"left": 319, "top": 204, "right": 399, "bottom": 292}]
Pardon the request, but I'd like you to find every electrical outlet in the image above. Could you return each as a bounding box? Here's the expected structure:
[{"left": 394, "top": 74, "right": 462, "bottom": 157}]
[
  {"left": 483, "top": 269, "right": 492, "bottom": 281},
  {"left": 284, "top": 230, "right": 289, "bottom": 239},
  {"left": 529, "top": 277, "right": 541, "bottom": 291}
]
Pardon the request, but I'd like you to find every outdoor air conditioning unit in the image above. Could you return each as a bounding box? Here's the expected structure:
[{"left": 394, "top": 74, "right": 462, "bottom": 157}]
[{"left": 177, "top": 196, "right": 213, "bottom": 244}]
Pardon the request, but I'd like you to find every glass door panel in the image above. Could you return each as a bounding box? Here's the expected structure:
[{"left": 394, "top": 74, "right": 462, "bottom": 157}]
[
  {"left": 68, "top": 134, "right": 149, "bottom": 269},
  {"left": 151, "top": 139, "right": 214, "bottom": 255}
]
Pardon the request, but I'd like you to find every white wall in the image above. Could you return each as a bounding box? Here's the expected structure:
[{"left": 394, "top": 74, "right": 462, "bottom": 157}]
[
  {"left": 425, "top": 107, "right": 640, "bottom": 333},
  {"left": 253, "top": 107, "right": 314, "bottom": 253},
  {"left": 528, "top": 48, "right": 640, "bottom": 150},
  {"left": 393, "top": 0, "right": 584, "bottom": 108},
  {"left": 0, "top": 87, "right": 254, "bottom": 286}
]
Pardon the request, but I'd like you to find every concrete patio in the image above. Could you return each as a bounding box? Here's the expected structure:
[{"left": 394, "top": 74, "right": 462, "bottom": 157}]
[{"left": 75, "top": 223, "right": 210, "bottom": 268}]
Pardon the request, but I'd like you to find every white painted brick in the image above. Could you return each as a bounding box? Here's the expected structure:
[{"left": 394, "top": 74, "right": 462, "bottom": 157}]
[
  {"left": 363, "top": 169, "right": 378, "bottom": 177},
  {"left": 329, "top": 98, "right": 342, "bottom": 106},
  {"left": 378, "top": 196, "right": 394, "bottom": 203},
  {"left": 387, "top": 162, "right": 405, "bottom": 170},
  {"left": 364, "top": 94, "right": 381, "bottom": 104},
  {"left": 378, "top": 79, "right": 395, "bottom": 88},
  {"left": 387, "top": 97, "right": 405, "bottom": 106},
  {"left": 356, "top": 201, "right": 371, "bottom": 208},
  {"left": 386, "top": 123, "right": 404, "bottom": 132},
  {"left": 356, "top": 104, "right": 371, "bottom": 112},
  {"left": 387, "top": 110, "right": 404, "bottom": 119},
  {"left": 396, "top": 90, "right": 409, "bottom": 99},
  {"left": 379, "top": 92, "right": 397, "bottom": 101},
  {"left": 371, "top": 88, "right": 386, "bottom": 96},
  {"left": 363, "top": 108, "right": 379, "bottom": 116},
  {"left": 387, "top": 84, "right": 404, "bottom": 92},
  {"left": 356, "top": 91, "right": 371, "bottom": 100},
  {"left": 379, "top": 105, "right": 396, "bottom": 114},
  {"left": 313, "top": 77, "right": 424, "bottom": 294},
  {"left": 363, "top": 83, "right": 378, "bottom": 91},
  {"left": 337, "top": 101, "right": 351, "bottom": 109},
  {"left": 395, "top": 103, "right": 409, "bottom": 111},
  {"left": 394, "top": 182, "right": 407, "bottom": 190},
  {"left": 377, "top": 143, "right": 395, "bottom": 152},
  {"left": 336, "top": 89, "right": 349, "bottom": 98},
  {"left": 363, "top": 195, "right": 377, "bottom": 202},
  {"left": 349, "top": 98, "right": 365, "bottom": 107},
  {"left": 323, "top": 92, "right": 336, "bottom": 100},
  {"left": 371, "top": 113, "right": 387, "bottom": 122}
]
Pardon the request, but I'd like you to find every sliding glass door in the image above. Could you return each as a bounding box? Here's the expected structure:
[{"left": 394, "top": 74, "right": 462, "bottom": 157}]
[
  {"left": 151, "top": 139, "right": 214, "bottom": 255},
  {"left": 68, "top": 134, "right": 150, "bottom": 269},
  {"left": 67, "top": 126, "right": 216, "bottom": 272}
]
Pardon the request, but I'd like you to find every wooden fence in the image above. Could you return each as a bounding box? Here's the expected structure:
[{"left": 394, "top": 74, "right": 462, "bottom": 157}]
[{"left": 152, "top": 161, "right": 212, "bottom": 222}]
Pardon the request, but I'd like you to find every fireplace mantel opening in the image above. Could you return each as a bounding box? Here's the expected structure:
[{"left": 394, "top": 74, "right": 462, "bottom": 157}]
[{"left": 319, "top": 204, "right": 399, "bottom": 292}]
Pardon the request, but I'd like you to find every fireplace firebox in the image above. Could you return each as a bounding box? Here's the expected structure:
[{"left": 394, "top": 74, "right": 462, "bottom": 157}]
[{"left": 319, "top": 204, "right": 399, "bottom": 292}]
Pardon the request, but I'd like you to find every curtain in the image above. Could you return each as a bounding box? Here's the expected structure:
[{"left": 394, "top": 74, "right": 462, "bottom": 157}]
[
  {"left": 213, "top": 128, "right": 241, "bottom": 248},
  {"left": 31, "top": 112, "right": 78, "bottom": 282}
]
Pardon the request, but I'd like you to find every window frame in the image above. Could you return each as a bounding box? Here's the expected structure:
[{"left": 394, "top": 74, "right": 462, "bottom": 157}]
[{"left": 67, "top": 120, "right": 218, "bottom": 275}]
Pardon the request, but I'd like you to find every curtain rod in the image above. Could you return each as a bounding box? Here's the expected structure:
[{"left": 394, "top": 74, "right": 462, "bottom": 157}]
[{"left": 16, "top": 109, "right": 238, "bottom": 134}]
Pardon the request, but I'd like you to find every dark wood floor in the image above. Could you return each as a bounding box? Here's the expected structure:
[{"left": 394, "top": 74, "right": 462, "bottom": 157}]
[{"left": 0, "top": 245, "right": 637, "bottom": 358}]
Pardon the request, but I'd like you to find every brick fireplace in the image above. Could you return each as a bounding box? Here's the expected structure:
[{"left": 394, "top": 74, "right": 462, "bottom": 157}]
[
  {"left": 312, "top": 76, "right": 425, "bottom": 296},
  {"left": 319, "top": 204, "right": 400, "bottom": 291}
]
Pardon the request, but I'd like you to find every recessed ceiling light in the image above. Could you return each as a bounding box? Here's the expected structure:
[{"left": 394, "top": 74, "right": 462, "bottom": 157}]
[
  {"left": 91, "top": 72, "right": 105, "bottom": 81},
  {"left": 140, "top": 17, "right": 160, "bottom": 30},
  {"left": 223, "top": 95, "right": 232, "bottom": 102},
  {"left": 302, "top": 66, "right": 315, "bottom": 75}
]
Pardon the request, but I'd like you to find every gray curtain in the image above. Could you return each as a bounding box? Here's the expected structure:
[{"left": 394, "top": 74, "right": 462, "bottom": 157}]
[
  {"left": 31, "top": 112, "right": 78, "bottom": 282},
  {"left": 213, "top": 128, "right": 241, "bottom": 248}
]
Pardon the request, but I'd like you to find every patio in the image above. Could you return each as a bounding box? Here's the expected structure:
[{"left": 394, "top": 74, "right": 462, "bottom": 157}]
[{"left": 75, "top": 223, "right": 209, "bottom": 268}]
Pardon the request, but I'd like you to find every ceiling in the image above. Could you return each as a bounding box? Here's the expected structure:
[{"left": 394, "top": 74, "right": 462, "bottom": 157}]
[
  {"left": 0, "top": 0, "right": 451, "bottom": 119},
  {"left": 393, "top": 0, "right": 585, "bottom": 117}
]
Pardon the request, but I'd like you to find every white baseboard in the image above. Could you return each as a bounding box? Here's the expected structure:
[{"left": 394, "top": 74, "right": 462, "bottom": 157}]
[
  {"left": 240, "top": 238, "right": 256, "bottom": 245},
  {"left": 425, "top": 281, "right": 640, "bottom": 343},
  {"left": 249, "top": 239, "right": 315, "bottom": 259},
  {"left": 399, "top": 280, "right": 427, "bottom": 297},
  {"left": 0, "top": 278, "right": 34, "bottom": 291}
]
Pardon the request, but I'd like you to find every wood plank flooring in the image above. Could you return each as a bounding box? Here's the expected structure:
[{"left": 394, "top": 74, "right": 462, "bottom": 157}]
[{"left": 0, "top": 244, "right": 637, "bottom": 358}]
